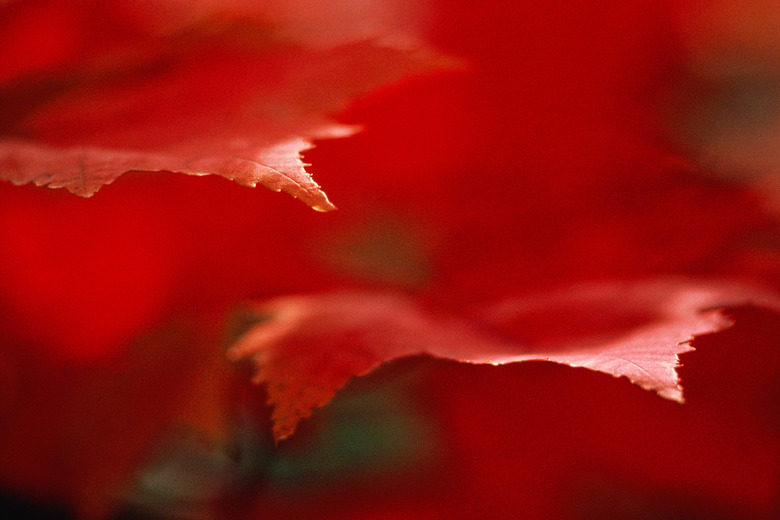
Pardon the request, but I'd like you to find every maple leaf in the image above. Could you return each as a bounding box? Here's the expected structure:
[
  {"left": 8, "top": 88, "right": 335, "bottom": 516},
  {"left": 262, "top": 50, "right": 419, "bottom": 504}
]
[
  {"left": 0, "top": 11, "right": 451, "bottom": 210},
  {"left": 228, "top": 279, "right": 780, "bottom": 442}
]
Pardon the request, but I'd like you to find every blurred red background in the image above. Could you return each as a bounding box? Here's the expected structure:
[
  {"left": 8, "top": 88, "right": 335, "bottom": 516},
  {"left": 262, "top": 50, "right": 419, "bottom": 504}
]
[{"left": 1, "top": 1, "right": 779, "bottom": 519}]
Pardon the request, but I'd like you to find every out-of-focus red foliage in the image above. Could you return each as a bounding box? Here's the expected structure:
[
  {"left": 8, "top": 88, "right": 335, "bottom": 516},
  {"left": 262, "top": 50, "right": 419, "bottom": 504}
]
[
  {"left": 1, "top": 1, "right": 780, "bottom": 519},
  {"left": 666, "top": 0, "right": 780, "bottom": 215}
]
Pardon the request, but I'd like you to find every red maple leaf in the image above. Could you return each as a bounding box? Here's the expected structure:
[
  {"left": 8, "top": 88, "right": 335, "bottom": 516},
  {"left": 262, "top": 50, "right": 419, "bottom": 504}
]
[
  {"left": 228, "top": 281, "right": 780, "bottom": 442},
  {"left": 0, "top": 1, "right": 452, "bottom": 210}
]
